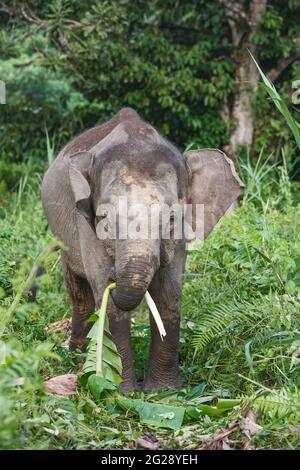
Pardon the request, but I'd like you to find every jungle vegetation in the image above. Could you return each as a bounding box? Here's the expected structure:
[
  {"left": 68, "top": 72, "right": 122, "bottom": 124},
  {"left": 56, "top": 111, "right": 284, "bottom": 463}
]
[{"left": 0, "top": 0, "right": 300, "bottom": 450}]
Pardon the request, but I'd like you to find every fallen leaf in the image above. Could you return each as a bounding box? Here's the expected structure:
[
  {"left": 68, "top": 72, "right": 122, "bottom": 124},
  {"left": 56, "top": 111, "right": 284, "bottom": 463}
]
[
  {"left": 137, "top": 434, "right": 163, "bottom": 450},
  {"left": 200, "top": 421, "right": 239, "bottom": 450},
  {"left": 127, "top": 440, "right": 136, "bottom": 450},
  {"left": 241, "top": 409, "right": 262, "bottom": 450},
  {"left": 221, "top": 439, "right": 232, "bottom": 450},
  {"left": 117, "top": 397, "right": 185, "bottom": 430},
  {"left": 44, "top": 374, "right": 78, "bottom": 396},
  {"left": 46, "top": 318, "right": 72, "bottom": 346},
  {"left": 201, "top": 407, "right": 262, "bottom": 450},
  {"left": 241, "top": 409, "right": 262, "bottom": 438},
  {"left": 288, "top": 425, "right": 300, "bottom": 435},
  {"left": 46, "top": 318, "right": 72, "bottom": 334}
]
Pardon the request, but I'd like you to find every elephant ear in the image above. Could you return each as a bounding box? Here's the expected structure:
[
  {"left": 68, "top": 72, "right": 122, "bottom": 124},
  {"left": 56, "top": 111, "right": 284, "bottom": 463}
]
[
  {"left": 69, "top": 151, "right": 95, "bottom": 228},
  {"left": 68, "top": 150, "right": 111, "bottom": 304},
  {"left": 184, "top": 149, "right": 244, "bottom": 239}
]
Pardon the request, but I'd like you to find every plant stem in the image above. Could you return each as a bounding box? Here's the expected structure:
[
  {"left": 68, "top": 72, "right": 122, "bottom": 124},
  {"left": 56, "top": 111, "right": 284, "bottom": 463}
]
[{"left": 96, "top": 282, "right": 116, "bottom": 377}]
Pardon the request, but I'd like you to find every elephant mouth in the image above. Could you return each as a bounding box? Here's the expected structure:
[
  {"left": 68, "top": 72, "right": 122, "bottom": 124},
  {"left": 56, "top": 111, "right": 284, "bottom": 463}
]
[{"left": 111, "top": 253, "right": 158, "bottom": 311}]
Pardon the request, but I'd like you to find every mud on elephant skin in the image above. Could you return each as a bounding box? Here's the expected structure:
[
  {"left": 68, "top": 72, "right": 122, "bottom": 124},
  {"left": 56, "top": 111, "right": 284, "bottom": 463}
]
[{"left": 42, "top": 107, "right": 244, "bottom": 392}]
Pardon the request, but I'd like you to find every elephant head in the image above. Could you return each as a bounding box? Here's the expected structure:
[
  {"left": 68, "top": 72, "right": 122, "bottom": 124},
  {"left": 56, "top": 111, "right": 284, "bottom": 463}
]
[{"left": 68, "top": 115, "right": 243, "bottom": 311}]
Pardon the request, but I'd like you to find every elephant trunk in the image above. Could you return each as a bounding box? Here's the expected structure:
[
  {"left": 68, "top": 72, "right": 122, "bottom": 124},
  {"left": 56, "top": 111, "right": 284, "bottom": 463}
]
[{"left": 111, "top": 240, "right": 159, "bottom": 311}]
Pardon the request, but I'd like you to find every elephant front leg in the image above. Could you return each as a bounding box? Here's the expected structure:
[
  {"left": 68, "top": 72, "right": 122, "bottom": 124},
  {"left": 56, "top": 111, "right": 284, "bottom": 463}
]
[
  {"left": 143, "top": 314, "right": 180, "bottom": 391},
  {"left": 62, "top": 259, "right": 95, "bottom": 352},
  {"left": 142, "top": 267, "right": 182, "bottom": 392},
  {"left": 108, "top": 300, "right": 139, "bottom": 393}
]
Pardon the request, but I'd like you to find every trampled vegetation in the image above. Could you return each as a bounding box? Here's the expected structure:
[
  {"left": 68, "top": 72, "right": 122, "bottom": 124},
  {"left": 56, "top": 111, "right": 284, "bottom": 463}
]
[{"left": 0, "top": 0, "right": 300, "bottom": 451}]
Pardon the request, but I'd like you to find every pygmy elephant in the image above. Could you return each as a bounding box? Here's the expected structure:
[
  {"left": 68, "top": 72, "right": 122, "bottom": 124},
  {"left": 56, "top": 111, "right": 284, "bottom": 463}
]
[{"left": 42, "top": 108, "right": 243, "bottom": 392}]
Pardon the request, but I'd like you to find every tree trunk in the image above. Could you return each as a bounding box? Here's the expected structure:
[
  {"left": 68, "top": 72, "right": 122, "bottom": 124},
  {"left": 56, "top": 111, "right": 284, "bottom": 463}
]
[{"left": 220, "top": 0, "right": 267, "bottom": 158}]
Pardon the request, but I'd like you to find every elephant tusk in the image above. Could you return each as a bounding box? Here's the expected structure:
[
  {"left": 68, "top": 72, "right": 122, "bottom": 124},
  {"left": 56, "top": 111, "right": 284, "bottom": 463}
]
[
  {"left": 145, "top": 291, "right": 167, "bottom": 341},
  {"left": 105, "top": 281, "right": 166, "bottom": 342}
]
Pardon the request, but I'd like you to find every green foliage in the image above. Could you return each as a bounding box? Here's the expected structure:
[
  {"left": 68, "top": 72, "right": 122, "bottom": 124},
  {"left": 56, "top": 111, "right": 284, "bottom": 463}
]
[
  {"left": 191, "top": 299, "right": 265, "bottom": 354},
  {"left": 0, "top": 339, "right": 60, "bottom": 449},
  {"left": 0, "top": 0, "right": 300, "bottom": 450},
  {"left": 183, "top": 200, "right": 300, "bottom": 392},
  {"left": 0, "top": 50, "right": 88, "bottom": 161},
  {"left": 81, "top": 282, "right": 122, "bottom": 399},
  {"left": 252, "top": 53, "right": 300, "bottom": 149},
  {"left": 0, "top": 150, "right": 299, "bottom": 448},
  {"left": 82, "top": 312, "right": 122, "bottom": 398},
  {"left": 1, "top": 0, "right": 299, "bottom": 163},
  {"left": 254, "top": 388, "right": 300, "bottom": 420},
  {"left": 117, "top": 397, "right": 186, "bottom": 430},
  {"left": 115, "top": 392, "right": 241, "bottom": 430}
]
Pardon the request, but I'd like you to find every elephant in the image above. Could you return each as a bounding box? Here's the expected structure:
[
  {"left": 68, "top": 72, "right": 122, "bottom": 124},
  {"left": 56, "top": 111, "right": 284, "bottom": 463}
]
[{"left": 41, "top": 107, "right": 243, "bottom": 392}]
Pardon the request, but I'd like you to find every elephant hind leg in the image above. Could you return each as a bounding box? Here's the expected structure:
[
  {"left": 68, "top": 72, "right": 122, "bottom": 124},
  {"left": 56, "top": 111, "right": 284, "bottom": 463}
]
[{"left": 62, "top": 258, "right": 95, "bottom": 352}]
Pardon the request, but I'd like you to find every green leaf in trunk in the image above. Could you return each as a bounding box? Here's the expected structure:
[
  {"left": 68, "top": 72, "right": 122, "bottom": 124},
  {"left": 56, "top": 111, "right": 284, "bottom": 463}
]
[
  {"left": 81, "top": 283, "right": 122, "bottom": 396},
  {"left": 88, "top": 374, "right": 116, "bottom": 400}
]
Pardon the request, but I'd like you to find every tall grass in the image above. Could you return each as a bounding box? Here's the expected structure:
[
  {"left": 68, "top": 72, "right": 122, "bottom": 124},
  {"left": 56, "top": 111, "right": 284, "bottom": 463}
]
[
  {"left": 45, "top": 127, "right": 56, "bottom": 166},
  {"left": 251, "top": 52, "right": 300, "bottom": 150}
]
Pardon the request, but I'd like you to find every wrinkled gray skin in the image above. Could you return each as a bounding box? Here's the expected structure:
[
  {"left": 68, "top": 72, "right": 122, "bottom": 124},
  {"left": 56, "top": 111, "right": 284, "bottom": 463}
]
[{"left": 42, "top": 108, "right": 243, "bottom": 392}]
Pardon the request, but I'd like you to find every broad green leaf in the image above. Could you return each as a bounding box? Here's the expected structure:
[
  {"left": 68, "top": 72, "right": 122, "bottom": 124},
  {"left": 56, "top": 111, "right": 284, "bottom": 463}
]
[
  {"left": 117, "top": 397, "right": 185, "bottom": 430},
  {"left": 82, "top": 283, "right": 122, "bottom": 394},
  {"left": 118, "top": 396, "right": 239, "bottom": 429},
  {"left": 185, "top": 397, "right": 241, "bottom": 421},
  {"left": 103, "top": 365, "right": 123, "bottom": 386},
  {"left": 184, "top": 404, "right": 222, "bottom": 419},
  {"left": 88, "top": 374, "right": 116, "bottom": 400},
  {"left": 216, "top": 398, "right": 241, "bottom": 409}
]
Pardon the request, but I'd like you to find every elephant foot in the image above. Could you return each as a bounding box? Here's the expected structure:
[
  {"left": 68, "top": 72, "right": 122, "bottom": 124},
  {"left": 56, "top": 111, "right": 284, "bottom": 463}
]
[
  {"left": 120, "top": 378, "right": 140, "bottom": 393},
  {"left": 141, "top": 375, "right": 181, "bottom": 392}
]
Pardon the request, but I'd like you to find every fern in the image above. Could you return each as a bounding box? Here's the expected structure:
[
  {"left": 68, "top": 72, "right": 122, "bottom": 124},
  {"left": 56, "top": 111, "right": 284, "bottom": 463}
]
[
  {"left": 253, "top": 388, "right": 300, "bottom": 420},
  {"left": 192, "top": 300, "right": 265, "bottom": 353}
]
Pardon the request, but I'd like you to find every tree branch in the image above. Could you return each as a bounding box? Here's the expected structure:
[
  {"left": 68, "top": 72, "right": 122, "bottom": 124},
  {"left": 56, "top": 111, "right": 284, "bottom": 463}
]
[
  {"left": 268, "top": 52, "right": 300, "bottom": 82},
  {"left": 20, "top": 1, "right": 46, "bottom": 27},
  {"left": 268, "top": 36, "right": 300, "bottom": 82},
  {"left": 143, "top": 21, "right": 204, "bottom": 34}
]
